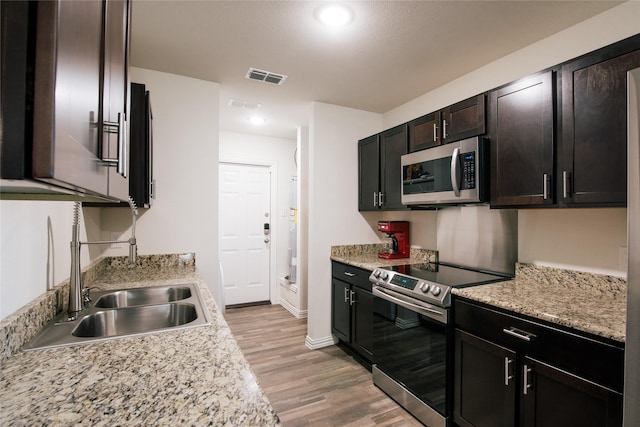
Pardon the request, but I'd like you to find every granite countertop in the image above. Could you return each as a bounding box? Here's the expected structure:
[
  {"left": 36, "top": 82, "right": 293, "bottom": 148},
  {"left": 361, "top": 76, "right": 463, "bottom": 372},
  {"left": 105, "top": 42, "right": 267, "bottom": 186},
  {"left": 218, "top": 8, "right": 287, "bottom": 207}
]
[
  {"left": 331, "top": 245, "right": 626, "bottom": 344},
  {"left": 0, "top": 254, "right": 280, "bottom": 426},
  {"left": 453, "top": 263, "right": 627, "bottom": 344},
  {"left": 330, "top": 243, "right": 438, "bottom": 270}
]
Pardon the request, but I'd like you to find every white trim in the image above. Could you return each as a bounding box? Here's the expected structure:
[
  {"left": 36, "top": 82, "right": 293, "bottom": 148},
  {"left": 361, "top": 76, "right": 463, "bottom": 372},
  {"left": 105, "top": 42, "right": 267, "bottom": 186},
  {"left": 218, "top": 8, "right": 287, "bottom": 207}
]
[
  {"left": 219, "top": 159, "right": 278, "bottom": 305},
  {"left": 305, "top": 334, "right": 336, "bottom": 350},
  {"left": 278, "top": 298, "right": 308, "bottom": 319}
]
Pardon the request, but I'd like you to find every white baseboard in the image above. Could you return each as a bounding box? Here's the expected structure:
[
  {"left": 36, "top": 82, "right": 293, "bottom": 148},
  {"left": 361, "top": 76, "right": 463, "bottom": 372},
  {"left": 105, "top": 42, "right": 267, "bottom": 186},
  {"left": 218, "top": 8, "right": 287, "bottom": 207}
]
[
  {"left": 278, "top": 297, "right": 308, "bottom": 319},
  {"left": 305, "top": 334, "right": 336, "bottom": 350}
]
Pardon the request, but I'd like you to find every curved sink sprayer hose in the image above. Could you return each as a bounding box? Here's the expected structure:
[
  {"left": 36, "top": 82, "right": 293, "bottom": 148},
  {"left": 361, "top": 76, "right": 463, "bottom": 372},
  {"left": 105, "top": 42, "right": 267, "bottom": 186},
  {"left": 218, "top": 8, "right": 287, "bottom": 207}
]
[{"left": 67, "top": 198, "right": 139, "bottom": 320}]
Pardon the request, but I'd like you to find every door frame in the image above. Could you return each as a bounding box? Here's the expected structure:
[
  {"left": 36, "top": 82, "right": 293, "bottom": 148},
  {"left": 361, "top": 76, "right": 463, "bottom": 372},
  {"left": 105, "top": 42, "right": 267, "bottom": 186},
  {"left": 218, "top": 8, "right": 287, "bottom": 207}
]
[{"left": 219, "top": 158, "right": 278, "bottom": 305}]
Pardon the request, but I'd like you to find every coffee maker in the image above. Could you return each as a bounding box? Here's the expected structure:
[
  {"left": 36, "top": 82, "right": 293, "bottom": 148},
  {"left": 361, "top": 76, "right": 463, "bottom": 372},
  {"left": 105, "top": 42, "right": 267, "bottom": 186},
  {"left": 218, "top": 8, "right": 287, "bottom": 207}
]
[{"left": 377, "top": 221, "right": 410, "bottom": 259}]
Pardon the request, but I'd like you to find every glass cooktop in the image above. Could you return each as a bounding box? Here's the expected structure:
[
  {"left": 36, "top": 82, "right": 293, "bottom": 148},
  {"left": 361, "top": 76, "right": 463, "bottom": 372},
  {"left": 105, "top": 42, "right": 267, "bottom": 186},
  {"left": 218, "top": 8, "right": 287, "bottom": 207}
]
[{"left": 383, "top": 262, "right": 511, "bottom": 288}]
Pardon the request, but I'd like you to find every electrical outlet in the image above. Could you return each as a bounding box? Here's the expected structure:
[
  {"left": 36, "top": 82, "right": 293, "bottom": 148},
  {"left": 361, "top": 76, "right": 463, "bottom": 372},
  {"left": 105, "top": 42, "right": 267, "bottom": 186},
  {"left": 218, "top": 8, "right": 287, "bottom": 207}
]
[
  {"left": 111, "top": 232, "right": 122, "bottom": 249},
  {"left": 620, "top": 246, "right": 628, "bottom": 271}
]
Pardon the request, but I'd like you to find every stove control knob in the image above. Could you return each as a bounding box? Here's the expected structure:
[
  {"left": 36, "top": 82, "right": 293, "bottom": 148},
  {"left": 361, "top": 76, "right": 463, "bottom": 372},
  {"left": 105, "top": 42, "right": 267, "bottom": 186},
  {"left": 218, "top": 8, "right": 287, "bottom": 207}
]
[
  {"left": 380, "top": 272, "right": 389, "bottom": 281},
  {"left": 431, "top": 286, "right": 441, "bottom": 296},
  {"left": 373, "top": 270, "right": 381, "bottom": 279},
  {"left": 419, "top": 282, "right": 430, "bottom": 293}
]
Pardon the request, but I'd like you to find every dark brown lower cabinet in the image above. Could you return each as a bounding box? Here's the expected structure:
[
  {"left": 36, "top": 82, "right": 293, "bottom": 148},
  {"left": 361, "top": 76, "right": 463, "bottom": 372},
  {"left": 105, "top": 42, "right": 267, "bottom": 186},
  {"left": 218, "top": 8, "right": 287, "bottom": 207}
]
[
  {"left": 331, "top": 262, "right": 373, "bottom": 367},
  {"left": 455, "top": 330, "right": 516, "bottom": 427},
  {"left": 521, "top": 357, "right": 622, "bottom": 427},
  {"left": 454, "top": 299, "right": 623, "bottom": 427}
]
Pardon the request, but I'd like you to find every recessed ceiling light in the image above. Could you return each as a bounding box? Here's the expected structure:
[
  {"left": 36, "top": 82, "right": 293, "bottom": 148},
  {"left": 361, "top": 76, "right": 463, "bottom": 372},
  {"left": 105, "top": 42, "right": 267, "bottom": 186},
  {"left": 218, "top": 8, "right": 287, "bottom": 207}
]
[
  {"left": 316, "top": 3, "right": 354, "bottom": 27},
  {"left": 248, "top": 115, "right": 266, "bottom": 125}
]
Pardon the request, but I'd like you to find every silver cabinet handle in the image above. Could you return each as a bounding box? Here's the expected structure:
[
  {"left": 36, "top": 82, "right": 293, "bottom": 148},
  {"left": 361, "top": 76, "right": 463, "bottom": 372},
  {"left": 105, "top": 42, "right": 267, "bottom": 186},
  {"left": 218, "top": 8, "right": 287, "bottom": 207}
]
[
  {"left": 103, "top": 112, "right": 128, "bottom": 177},
  {"left": 343, "top": 272, "right": 356, "bottom": 277},
  {"left": 443, "top": 119, "right": 449, "bottom": 140},
  {"left": 349, "top": 289, "right": 357, "bottom": 306},
  {"left": 523, "top": 364, "right": 532, "bottom": 395},
  {"left": 503, "top": 327, "right": 536, "bottom": 341},
  {"left": 433, "top": 123, "right": 438, "bottom": 142},
  {"left": 563, "top": 171, "right": 570, "bottom": 198},
  {"left": 543, "top": 173, "right": 548, "bottom": 200},
  {"left": 378, "top": 191, "right": 384, "bottom": 207},
  {"left": 505, "top": 357, "right": 514, "bottom": 386},
  {"left": 344, "top": 287, "right": 349, "bottom": 303},
  {"left": 450, "top": 147, "right": 461, "bottom": 197},
  {"left": 373, "top": 192, "right": 378, "bottom": 207}
]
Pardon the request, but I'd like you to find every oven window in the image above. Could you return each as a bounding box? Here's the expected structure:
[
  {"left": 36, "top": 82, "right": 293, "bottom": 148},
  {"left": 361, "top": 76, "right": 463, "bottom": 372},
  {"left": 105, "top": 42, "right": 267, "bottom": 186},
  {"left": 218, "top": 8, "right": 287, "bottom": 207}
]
[
  {"left": 403, "top": 157, "right": 453, "bottom": 195},
  {"left": 373, "top": 297, "right": 448, "bottom": 415}
]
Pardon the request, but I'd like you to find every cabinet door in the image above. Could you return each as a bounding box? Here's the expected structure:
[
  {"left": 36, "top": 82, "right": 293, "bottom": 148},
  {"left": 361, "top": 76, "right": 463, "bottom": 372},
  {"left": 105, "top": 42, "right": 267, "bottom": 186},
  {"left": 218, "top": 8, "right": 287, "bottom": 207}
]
[
  {"left": 358, "top": 135, "right": 380, "bottom": 211},
  {"left": 408, "top": 111, "right": 441, "bottom": 152},
  {"left": 103, "top": 0, "right": 131, "bottom": 201},
  {"left": 490, "top": 71, "right": 555, "bottom": 207},
  {"left": 560, "top": 43, "right": 640, "bottom": 206},
  {"left": 351, "top": 287, "right": 373, "bottom": 361},
  {"left": 443, "top": 94, "right": 486, "bottom": 144},
  {"left": 380, "top": 124, "right": 408, "bottom": 210},
  {"left": 32, "top": 0, "right": 108, "bottom": 196},
  {"left": 520, "top": 357, "right": 623, "bottom": 427},
  {"left": 129, "top": 83, "right": 154, "bottom": 208},
  {"left": 454, "top": 330, "right": 517, "bottom": 427},
  {"left": 331, "top": 279, "right": 350, "bottom": 342}
]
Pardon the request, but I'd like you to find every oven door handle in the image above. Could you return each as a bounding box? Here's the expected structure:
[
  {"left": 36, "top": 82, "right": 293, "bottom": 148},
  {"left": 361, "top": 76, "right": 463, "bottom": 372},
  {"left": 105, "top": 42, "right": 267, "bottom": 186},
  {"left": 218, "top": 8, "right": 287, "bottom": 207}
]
[{"left": 373, "top": 286, "right": 448, "bottom": 324}]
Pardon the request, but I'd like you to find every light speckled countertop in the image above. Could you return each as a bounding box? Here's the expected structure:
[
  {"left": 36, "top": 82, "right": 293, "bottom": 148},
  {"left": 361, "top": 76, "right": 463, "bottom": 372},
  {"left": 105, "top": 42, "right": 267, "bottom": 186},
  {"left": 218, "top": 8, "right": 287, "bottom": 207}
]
[
  {"left": 331, "top": 245, "right": 626, "bottom": 343},
  {"left": 330, "top": 244, "right": 438, "bottom": 270},
  {"left": 454, "top": 263, "right": 627, "bottom": 343},
  {"left": 0, "top": 254, "right": 280, "bottom": 426}
]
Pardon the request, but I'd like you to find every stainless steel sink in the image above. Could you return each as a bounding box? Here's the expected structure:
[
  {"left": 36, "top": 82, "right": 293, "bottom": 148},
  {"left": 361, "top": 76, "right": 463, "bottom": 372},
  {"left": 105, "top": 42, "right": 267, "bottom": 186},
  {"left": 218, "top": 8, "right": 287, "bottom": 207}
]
[
  {"left": 72, "top": 303, "right": 198, "bottom": 338},
  {"left": 23, "top": 283, "right": 211, "bottom": 350},
  {"left": 94, "top": 285, "right": 192, "bottom": 308}
]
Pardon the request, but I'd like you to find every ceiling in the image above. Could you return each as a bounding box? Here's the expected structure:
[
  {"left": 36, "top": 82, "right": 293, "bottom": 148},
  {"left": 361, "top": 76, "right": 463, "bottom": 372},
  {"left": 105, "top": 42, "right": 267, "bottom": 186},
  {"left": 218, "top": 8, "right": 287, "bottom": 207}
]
[{"left": 130, "top": 1, "right": 621, "bottom": 140}]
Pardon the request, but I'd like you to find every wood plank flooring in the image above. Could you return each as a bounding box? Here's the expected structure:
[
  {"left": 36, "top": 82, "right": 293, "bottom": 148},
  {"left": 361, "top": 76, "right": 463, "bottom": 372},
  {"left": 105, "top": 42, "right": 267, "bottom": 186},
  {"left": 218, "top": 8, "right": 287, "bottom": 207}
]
[{"left": 224, "top": 304, "right": 423, "bottom": 427}]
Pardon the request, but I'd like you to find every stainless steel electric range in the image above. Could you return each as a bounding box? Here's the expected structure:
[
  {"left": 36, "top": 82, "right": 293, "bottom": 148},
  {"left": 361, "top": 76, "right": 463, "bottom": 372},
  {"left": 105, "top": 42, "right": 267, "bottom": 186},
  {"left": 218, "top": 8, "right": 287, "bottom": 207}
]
[{"left": 369, "top": 262, "right": 511, "bottom": 427}]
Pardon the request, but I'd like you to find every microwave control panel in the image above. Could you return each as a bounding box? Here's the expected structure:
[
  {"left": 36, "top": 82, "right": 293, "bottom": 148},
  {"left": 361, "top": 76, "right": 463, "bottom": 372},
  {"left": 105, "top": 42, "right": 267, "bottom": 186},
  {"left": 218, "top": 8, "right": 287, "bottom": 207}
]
[{"left": 461, "top": 152, "right": 476, "bottom": 189}]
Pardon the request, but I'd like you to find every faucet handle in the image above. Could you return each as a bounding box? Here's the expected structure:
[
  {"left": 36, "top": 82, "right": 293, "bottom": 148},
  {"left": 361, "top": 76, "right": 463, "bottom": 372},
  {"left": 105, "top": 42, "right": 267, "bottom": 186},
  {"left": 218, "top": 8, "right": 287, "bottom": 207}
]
[{"left": 82, "top": 287, "right": 92, "bottom": 306}]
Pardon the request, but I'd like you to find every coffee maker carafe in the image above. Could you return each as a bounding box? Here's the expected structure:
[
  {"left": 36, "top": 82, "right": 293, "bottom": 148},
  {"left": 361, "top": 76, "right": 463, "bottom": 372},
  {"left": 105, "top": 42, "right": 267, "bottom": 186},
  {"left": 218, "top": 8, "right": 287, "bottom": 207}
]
[{"left": 378, "top": 221, "right": 410, "bottom": 259}]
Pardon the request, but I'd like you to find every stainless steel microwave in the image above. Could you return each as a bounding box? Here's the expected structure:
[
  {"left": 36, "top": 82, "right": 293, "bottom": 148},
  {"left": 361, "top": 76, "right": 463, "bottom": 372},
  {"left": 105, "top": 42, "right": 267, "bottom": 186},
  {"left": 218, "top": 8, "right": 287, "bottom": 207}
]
[{"left": 401, "top": 136, "right": 488, "bottom": 206}]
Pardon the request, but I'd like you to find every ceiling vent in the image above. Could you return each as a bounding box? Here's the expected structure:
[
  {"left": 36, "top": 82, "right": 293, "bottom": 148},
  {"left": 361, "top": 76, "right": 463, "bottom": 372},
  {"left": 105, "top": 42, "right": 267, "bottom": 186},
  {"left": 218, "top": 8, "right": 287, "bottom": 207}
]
[
  {"left": 246, "top": 67, "right": 288, "bottom": 85},
  {"left": 228, "top": 98, "right": 261, "bottom": 111}
]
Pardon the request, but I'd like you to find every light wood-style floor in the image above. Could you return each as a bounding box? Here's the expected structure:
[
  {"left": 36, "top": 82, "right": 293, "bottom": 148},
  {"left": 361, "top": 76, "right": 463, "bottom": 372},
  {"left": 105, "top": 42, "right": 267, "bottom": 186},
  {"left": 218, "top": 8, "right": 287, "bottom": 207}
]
[{"left": 224, "top": 304, "right": 423, "bottom": 427}]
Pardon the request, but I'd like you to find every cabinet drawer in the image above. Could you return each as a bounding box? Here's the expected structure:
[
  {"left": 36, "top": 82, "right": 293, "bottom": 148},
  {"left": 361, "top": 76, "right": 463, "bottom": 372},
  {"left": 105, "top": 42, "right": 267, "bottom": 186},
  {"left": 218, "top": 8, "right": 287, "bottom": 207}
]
[
  {"left": 454, "top": 298, "right": 624, "bottom": 392},
  {"left": 331, "top": 262, "right": 372, "bottom": 291}
]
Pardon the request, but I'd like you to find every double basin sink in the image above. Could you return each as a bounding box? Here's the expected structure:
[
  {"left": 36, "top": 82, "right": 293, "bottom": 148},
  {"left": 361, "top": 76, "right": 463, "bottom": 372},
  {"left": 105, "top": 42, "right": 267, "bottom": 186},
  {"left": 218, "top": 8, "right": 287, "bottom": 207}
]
[{"left": 24, "top": 283, "right": 212, "bottom": 350}]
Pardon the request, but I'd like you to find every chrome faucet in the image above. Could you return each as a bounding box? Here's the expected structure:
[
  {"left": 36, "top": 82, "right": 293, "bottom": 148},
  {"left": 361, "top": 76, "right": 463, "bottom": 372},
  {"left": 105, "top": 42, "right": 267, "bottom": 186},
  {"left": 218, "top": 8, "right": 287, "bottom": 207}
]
[{"left": 68, "top": 198, "right": 138, "bottom": 320}]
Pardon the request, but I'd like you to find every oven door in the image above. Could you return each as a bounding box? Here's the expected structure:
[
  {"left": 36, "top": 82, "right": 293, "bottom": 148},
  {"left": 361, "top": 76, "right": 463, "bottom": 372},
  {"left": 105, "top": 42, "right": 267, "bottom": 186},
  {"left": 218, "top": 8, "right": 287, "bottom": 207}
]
[{"left": 372, "top": 286, "right": 451, "bottom": 426}]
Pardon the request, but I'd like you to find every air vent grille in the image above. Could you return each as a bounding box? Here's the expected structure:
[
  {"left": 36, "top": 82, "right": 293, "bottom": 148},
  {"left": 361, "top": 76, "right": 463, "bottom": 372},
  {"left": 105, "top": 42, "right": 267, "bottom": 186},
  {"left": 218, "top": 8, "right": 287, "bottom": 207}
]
[{"left": 246, "top": 67, "right": 288, "bottom": 85}]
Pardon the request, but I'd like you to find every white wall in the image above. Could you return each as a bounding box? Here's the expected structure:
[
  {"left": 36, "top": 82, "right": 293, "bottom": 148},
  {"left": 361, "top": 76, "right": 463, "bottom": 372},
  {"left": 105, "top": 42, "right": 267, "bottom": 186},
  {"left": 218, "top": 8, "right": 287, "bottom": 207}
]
[
  {"left": 381, "top": 1, "right": 640, "bottom": 277},
  {"left": 519, "top": 208, "right": 627, "bottom": 277},
  {"left": 100, "top": 68, "right": 221, "bottom": 303},
  {"left": 0, "top": 201, "right": 93, "bottom": 320},
  {"left": 218, "top": 130, "right": 297, "bottom": 310},
  {"left": 305, "top": 102, "right": 383, "bottom": 347}
]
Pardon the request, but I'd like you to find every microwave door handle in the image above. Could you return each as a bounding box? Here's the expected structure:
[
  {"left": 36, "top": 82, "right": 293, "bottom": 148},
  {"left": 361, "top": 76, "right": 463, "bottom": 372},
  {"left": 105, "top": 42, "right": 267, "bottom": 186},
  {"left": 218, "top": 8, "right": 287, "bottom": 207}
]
[{"left": 451, "top": 147, "right": 461, "bottom": 197}]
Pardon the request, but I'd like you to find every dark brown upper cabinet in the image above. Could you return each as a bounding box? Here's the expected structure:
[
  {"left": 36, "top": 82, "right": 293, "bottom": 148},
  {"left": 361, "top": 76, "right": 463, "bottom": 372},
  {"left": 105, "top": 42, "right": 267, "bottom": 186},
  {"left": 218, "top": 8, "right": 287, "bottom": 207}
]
[
  {"left": 358, "top": 125, "right": 408, "bottom": 211},
  {"left": 102, "top": 0, "right": 131, "bottom": 201},
  {"left": 489, "top": 71, "right": 555, "bottom": 208},
  {"left": 408, "top": 94, "right": 485, "bottom": 152},
  {"left": 1, "top": 0, "right": 131, "bottom": 202},
  {"left": 559, "top": 35, "right": 640, "bottom": 207}
]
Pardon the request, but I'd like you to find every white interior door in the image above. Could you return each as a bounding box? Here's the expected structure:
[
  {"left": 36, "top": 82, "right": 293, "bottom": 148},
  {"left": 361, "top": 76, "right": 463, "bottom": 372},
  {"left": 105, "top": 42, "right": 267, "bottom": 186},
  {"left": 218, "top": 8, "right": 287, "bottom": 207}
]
[{"left": 219, "top": 163, "right": 271, "bottom": 306}]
